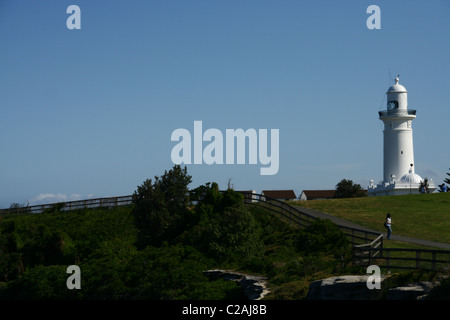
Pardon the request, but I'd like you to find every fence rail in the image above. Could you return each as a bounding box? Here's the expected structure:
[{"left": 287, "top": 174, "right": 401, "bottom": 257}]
[
  {"left": 0, "top": 195, "right": 133, "bottom": 215},
  {"left": 244, "top": 194, "right": 315, "bottom": 228},
  {"left": 244, "top": 193, "right": 382, "bottom": 245},
  {"left": 353, "top": 234, "right": 384, "bottom": 267},
  {"left": 354, "top": 247, "right": 450, "bottom": 273}
]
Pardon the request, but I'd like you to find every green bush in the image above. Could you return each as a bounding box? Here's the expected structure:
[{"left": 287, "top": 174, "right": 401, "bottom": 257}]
[
  {"left": 1, "top": 265, "right": 81, "bottom": 299},
  {"left": 80, "top": 244, "right": 244, "bottom": 300},
  {"left": 21, "top": 225, "right": 76, "bottom": 267},
  {"left": 0, "top": 252, "right": 23, "bottom": 282},
  {"left": 193, "top": 205, "right": 263, "bottom": 262},
  {"left": 296, "top": 219, "right": 349, "bottom": 256},
  {"left": 190, "top": 183, "right": 244, "bottom": 222}
]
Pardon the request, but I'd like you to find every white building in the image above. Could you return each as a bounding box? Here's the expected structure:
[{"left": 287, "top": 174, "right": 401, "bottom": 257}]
[{"left": 368, "top": 77, "right": 436, "bottom": 196}]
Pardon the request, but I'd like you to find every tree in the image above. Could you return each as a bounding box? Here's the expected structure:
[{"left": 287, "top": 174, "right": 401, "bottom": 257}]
[
  {"left": 437, "top": 168, "right": 450, "bottom": 192},
  {"left": 132, "top": 165, "right": 192, "bottom": 247},
  {"left": 189, "top": 182, "right": 244, "bottom": 222},
  {"left": 445, "top": 168, "right": 450, "bottom": 187},
  {"left": 9, "top": 202, "right": 30, "bottom": 214},
  {"left": 334, "top": 179, "right": 366, "bottom": 199}
]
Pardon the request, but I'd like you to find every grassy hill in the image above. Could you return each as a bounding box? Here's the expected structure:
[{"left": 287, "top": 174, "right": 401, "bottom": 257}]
[{"left": 289, "top": 192, "right": 450, "bottom": 244}]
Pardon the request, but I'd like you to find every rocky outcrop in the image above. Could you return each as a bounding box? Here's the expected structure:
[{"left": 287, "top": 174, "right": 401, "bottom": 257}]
[
  {"left": 203, "top": 269, "right": 270, "bottom": 300},
  {"left": 306, "top": 275, "right": 442, "bottom": 300},
  {"left": 386, "top": 281, "right": 441, "bottom": 300},
  {"left": 306, "top": 275, "right": 380, "bottom": 300}
]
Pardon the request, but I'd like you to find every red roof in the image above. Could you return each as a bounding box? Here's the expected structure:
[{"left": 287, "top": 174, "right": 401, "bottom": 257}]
[
  {"left": 261, "top": 190, "right": 296, "bottom": 199},
  {"left": 301, "top": 190, "right": 336, "bottom": 199}
]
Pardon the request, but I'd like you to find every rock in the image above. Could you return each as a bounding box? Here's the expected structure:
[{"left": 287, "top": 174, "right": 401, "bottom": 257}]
[
  {"left": 306, "top": 276, "right": 442, "bottom": 300},
  {"left": 386, "top": 281, "right": 440, "bottom": 300},
  {"left": 306, "top": 275, "right": 380, "bottom": 300},
  {"left": 203, "top": 269, "right": 270, "bottom": 300}
]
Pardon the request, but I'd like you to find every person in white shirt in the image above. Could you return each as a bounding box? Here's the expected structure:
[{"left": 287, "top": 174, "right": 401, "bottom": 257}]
[{"left": 385, "top": 213, "right": 392, "bottom": 240}]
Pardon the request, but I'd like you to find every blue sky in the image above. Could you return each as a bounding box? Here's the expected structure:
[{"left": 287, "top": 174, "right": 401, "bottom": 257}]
[{"left": 1, "top": 0, "right": 449, "bottom": 208}]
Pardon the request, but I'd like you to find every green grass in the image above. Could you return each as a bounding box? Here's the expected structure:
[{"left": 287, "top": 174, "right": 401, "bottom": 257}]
[{"left": 289, "top": 192, "right": 450, "bottom": 244}]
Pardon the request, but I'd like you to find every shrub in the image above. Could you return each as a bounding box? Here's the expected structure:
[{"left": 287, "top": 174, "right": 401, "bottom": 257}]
[
  {"left": 190, "top": 183, "right": 244, "bottom": 221},
  {"left": 20, "top": 225, "right": 76, "bottom": 267},
  {"left": 296, "top": 219, "right": 349, "bottom": 256},
  {"left": 0, "top": 252, "right": 23, "bottom": 282},
  {"left": 1, "top": 265, "right": 81, "bottom": 299},
  {"left": 199, "top": 205, "right": 263, "bottom": 261}
]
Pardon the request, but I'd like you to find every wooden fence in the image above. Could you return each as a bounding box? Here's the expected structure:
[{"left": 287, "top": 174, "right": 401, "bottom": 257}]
[
  {"left": 353, "top": 234, "right": 384, "bottom": 266},
  {"left": 244, "top": 193, "right": 316, "bottom": 228},
  {"left": 0, "top": 195, "right": 133, "bottom": 215},
  {"left": 354, "top": 246, "right": 450, "bottom": 273},
  {"left": 244, "top": 193, "right": 382, "bottom": 246},
  {"left": 244, "top": 192, "right": 450, "bottom": 273}
]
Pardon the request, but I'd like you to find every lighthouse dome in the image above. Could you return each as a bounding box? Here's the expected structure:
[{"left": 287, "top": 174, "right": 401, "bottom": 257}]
[
  {"left": 387, "top": 77, "right": 407, "bottom": 93},
  {"left": 400, "top": 171, "right": 423, "bottom": 184}
]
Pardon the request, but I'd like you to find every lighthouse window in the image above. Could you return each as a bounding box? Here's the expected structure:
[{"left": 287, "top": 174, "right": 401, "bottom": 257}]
[{"left": 387, "top": 101, "right": 398, "bottom": 110}]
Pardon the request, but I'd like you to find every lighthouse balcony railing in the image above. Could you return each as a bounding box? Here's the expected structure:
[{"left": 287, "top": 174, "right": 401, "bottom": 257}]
[{"left": 378, "top": 109, "right": 416, "bottom": 117}]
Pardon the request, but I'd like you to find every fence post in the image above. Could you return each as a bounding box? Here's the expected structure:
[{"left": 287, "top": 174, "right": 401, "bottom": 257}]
[
  {"left": 386, "top": 250, "right": 391, "bottom": 274},
  {"left": 432, "top": 252, "right": 437, "bottom": 270},
  {"left": 380, "top": 237, "right": 383, "bottom": 258},
  {"left": 416, "top": 251, "right": 421, "bottom": 269}
]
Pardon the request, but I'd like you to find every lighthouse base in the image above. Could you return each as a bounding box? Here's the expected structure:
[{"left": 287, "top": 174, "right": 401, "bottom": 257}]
[{"left": 367, "top": 180, "right": 436, "bottom": 196}]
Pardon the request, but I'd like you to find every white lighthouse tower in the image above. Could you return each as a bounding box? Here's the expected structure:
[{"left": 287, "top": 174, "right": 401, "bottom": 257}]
[{"left": 368, "top": 77, "right": 435, "bottom": 196}]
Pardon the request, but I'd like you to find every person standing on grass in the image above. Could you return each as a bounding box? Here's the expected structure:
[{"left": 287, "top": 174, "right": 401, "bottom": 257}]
[{"left": 385, "top": 213, "right": 392, "bottom": 240}]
